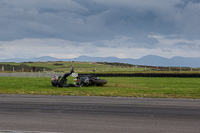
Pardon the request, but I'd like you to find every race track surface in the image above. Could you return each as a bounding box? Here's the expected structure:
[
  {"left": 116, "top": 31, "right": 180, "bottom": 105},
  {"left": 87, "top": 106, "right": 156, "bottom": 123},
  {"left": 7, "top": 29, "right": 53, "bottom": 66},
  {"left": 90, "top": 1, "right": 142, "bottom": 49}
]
[{"left": 0, "top": 95, "right": 200, "bottom": 133}]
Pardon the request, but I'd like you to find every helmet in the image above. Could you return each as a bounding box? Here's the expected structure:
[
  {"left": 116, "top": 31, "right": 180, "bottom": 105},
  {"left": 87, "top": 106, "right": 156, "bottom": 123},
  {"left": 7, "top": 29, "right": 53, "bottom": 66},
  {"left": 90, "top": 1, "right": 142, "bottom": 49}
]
[
  {"left": 51, "top": 75, "right": 59, "bottom": 81},
  {"left": 51, "top": 75, "right": 59, "bottom": 87}
]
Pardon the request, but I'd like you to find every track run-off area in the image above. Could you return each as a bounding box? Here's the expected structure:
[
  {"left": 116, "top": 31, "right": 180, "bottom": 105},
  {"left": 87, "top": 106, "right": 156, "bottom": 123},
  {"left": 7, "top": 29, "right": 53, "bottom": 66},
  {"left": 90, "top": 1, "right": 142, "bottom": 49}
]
[{"left": 0, "top": 95, "right": 199, "bottom": 133}]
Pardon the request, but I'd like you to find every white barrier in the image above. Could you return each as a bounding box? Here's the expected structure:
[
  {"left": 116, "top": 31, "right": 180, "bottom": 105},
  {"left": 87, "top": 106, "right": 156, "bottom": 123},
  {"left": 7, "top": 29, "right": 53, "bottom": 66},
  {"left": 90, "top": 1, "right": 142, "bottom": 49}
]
[
  {"left": 0, "top": 73, "right": 79, "bottom": 77},
  {"left": 0, "top": 73, "right": 64, "bottom": 77}
]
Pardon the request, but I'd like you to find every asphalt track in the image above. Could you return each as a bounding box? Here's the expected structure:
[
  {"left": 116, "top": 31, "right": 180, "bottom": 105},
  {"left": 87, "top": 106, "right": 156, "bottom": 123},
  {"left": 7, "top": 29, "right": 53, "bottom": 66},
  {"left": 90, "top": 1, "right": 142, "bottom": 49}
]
[{"left": 0, "top": 95, "right": 200, "bottom": 133}]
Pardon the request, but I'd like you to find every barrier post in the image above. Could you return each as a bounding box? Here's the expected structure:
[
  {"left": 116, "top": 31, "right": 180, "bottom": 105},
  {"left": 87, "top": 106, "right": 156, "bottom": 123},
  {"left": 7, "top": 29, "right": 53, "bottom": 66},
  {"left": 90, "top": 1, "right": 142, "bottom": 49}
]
[{"left": 2, "top": 66, "right": 4, "bottom": 71}]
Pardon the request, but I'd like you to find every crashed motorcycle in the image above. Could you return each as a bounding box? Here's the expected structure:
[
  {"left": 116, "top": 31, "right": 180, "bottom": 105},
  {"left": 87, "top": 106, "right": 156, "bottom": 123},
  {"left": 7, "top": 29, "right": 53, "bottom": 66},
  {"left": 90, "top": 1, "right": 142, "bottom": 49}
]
[
  {"left": 51, "top": 67, "right": 107, "bottom": 87},
  {"left": 75, "top": 74, "right": 107, "bottom": 86}
]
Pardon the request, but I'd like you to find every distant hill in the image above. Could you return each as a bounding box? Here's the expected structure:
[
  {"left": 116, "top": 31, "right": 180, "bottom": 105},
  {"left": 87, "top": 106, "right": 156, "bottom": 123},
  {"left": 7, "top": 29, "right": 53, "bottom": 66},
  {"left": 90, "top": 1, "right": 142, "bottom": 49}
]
[{"left": 0, "top": 55, "right": 200, "bottom": 68}]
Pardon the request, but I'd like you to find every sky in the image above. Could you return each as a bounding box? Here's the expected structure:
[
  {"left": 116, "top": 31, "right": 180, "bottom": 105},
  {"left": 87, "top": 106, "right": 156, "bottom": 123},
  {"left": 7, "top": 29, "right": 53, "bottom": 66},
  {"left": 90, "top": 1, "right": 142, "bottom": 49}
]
[{"left": 0, "top": 0, "right": 200, "bottom": 60}]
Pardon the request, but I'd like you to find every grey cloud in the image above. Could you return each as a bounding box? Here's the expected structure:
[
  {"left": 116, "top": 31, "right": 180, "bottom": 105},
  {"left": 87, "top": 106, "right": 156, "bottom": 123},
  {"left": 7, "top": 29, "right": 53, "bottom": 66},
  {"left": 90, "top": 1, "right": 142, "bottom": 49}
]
[
  {"left": 89, "top": 0, "right": 200, "bottom": 39},
  {"left": 0, "top": 0, "right": 89, "bottom": 40},
  {"left": 0, "top": 0, "right": 200, "bottom": 47},
  {"left": 1, "top": 0, "right": 87, "bottom": 12},
  {"left": 1, "top": 0, "right": 200, "bottom": 60}
]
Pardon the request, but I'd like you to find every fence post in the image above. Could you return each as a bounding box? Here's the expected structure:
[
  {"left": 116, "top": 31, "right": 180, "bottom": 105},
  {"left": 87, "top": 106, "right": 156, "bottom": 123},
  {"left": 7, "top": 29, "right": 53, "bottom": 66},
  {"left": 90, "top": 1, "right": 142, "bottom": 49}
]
[
  {"left": 13, "top": 67, "right": 15, "bottom": 72},
  {"left": 2, "top": 66, "right": 4, "bottom": 71},
  {"left": 22, "top": 68, "right": 24, "bottom": 72}
]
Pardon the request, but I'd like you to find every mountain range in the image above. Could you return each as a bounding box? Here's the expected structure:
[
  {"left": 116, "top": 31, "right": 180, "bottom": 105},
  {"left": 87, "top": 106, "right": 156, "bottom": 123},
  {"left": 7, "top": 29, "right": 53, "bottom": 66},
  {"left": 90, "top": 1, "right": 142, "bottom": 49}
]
[{"left": 0, "top": 55, "right": 200, "bottom": 68}]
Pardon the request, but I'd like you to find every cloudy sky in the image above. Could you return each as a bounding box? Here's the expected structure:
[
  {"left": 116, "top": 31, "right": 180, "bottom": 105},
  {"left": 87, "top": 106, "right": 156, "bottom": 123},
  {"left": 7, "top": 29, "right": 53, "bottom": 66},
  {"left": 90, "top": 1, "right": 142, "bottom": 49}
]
[{"left": 0, "top": 0, "right": 200, "bottom": 60}]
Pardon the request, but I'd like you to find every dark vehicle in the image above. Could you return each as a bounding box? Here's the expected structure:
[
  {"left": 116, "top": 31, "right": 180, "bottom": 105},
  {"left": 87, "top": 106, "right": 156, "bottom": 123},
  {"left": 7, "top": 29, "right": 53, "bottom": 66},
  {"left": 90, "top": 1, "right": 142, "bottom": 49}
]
[
  {"left": 51, "top": 66, "right": 107, "bottom": 87},
  {"left": 75, "top": 75, "right": 107, "bottom": 86}
]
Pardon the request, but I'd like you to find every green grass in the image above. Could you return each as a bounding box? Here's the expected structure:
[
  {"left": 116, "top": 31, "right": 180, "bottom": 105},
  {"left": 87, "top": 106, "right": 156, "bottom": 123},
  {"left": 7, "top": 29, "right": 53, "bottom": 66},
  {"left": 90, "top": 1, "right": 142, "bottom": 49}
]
[{"left": 0, "top": 77, "right": 200, "bottom": 99}]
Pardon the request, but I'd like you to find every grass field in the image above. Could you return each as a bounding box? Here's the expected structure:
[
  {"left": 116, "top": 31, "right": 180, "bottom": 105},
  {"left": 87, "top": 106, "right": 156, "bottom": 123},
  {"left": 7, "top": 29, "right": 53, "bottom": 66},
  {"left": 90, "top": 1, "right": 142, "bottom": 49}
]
[
  {"left": 0, "top": 77, "right": 199, "bottom": 99},
  {"left": 1, "top": 61, "right": 200, "bottom": 73},
  {"left": 0, "top": 62, "right": 145, "bottom": 73}
]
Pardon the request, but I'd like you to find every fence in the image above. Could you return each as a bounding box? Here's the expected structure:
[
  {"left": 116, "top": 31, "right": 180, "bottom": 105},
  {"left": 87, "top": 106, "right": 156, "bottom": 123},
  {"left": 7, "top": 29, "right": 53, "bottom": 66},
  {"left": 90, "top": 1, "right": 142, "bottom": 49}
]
[
  {"left": 0, "top": 65, "right": 51, "bottom": 73},
  {"left": 0, "top": 64, "right": 200, "bottom": 73},
  {"left": 134, "top": 65, "right": 199, "bottom": 72}
]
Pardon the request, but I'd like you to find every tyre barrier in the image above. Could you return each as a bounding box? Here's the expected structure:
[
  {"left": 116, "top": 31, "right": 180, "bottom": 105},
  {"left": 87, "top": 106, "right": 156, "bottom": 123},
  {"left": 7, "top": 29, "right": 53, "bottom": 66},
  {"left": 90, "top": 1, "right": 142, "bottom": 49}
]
[{"left": 79, "top": 73, "right": 200, "bottom": 78}]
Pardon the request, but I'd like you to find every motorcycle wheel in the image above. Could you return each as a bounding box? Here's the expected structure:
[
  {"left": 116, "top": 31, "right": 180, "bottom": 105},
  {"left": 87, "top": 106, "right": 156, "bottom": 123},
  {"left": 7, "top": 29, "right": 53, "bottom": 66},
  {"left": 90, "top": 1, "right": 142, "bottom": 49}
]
[{"left": 93, "top": 79, "right": 107, "bottom": 86}]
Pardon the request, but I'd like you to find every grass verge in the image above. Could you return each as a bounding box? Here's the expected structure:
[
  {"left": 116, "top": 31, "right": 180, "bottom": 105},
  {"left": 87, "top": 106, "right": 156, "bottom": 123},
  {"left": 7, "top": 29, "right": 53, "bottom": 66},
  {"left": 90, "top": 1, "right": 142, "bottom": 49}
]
[{"left": 0, "top": 77, "right": 199, "bottom": 99}]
